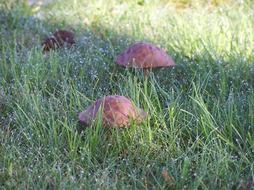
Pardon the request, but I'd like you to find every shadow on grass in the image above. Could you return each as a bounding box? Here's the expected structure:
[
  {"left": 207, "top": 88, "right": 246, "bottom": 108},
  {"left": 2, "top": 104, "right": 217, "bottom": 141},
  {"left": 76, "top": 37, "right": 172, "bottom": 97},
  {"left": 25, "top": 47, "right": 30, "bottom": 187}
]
[{"left": 0, "top": 1, "right": 254, "bottom": 189}]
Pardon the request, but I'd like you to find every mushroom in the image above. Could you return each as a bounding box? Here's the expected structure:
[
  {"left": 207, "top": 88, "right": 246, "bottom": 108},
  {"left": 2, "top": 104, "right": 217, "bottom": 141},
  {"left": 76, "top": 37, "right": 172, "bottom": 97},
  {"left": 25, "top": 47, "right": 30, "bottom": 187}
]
[
  {"left": 42, "top": 30, "right": 75, "bottom": 52},
  {"left": 115, "top": 42, "right": 176, "bottom": 75},
  {"left": 79, "top": 95, "right": 147, "bottom": 127}
]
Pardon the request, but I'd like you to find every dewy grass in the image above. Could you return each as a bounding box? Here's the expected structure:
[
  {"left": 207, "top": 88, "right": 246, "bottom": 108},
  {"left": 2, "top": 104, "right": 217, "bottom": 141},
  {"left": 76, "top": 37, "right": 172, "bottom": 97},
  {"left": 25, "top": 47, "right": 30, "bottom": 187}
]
[{"left": 0, "top": 0, "right": 254, "bottom": 189}]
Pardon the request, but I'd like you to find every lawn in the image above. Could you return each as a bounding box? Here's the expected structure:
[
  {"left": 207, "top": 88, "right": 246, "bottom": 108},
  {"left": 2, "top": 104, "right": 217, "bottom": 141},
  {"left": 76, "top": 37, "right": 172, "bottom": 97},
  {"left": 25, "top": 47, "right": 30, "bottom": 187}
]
[{"left": 0, "top": 0, "right": 254, "bottom": 189}]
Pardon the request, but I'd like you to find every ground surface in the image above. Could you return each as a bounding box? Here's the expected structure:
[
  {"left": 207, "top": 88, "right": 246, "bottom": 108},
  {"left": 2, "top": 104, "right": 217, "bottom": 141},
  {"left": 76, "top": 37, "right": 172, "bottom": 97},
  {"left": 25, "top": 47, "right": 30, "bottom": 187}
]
[{"left": 0, "top": 0, "right": 254, "bottom": 189}]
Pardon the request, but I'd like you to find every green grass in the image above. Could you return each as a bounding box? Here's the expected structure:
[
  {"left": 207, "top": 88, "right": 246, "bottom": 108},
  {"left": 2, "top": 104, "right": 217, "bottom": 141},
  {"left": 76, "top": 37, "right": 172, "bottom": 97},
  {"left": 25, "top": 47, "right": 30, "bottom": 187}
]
[{"left": 0, "top": 0, "right": 254, "bottom": 189}]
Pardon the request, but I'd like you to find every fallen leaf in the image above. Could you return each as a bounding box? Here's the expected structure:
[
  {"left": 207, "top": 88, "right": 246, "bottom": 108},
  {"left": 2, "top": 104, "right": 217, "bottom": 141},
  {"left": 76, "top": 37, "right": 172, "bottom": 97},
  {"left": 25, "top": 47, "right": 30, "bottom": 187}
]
[{"left": 162, "top": 168, "right": 175, "bottom": 185}]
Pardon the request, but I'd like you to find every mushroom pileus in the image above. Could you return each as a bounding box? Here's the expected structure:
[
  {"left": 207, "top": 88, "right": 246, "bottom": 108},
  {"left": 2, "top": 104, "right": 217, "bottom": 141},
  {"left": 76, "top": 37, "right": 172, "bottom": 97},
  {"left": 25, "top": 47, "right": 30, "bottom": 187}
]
[
  {"left": 116, "top": 42, "right": 176, "bottom": 75},
  {"left": 78, "top": 95, "right": 147, "bottom": 128},
  {"left": 42, "top": 30, "right": 75, "bottom": 52}
]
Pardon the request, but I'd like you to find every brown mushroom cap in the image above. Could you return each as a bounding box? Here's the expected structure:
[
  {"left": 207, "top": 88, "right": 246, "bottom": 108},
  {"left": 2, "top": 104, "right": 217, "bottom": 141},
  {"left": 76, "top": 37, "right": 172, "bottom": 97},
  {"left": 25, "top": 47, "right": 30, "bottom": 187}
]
[
  {"left": 116, "top": 42, "right": 176, "bottom": 69},
  {"left": 79, "top": 95, "right": 147, "bottom": 127},
  {"left": 42, "top": 30, "right": 75, "bottom": 52}
]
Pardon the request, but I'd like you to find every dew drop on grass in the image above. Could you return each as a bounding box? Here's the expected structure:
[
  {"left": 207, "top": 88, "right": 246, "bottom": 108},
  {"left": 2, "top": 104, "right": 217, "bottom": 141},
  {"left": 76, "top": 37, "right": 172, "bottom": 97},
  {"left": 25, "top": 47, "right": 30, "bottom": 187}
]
[
  {"left": 70, "top": 175, "right": 76, "bottom": 182},
  {"left": 107, "top": 143, "right": 112, "bottom": 147}
]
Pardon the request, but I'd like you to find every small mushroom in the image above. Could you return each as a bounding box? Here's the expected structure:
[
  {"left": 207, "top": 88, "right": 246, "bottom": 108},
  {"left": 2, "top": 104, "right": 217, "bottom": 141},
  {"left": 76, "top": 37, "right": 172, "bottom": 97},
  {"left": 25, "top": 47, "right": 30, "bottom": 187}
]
[
  {"left": 42, "top": 30, "right": 75, "bottom": 52},
  {"left": 116, "top": 42, "right": 176, "bottom": 75},
  {"left": 79, "top": 95, "right": 147, "bottom": 127}
]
